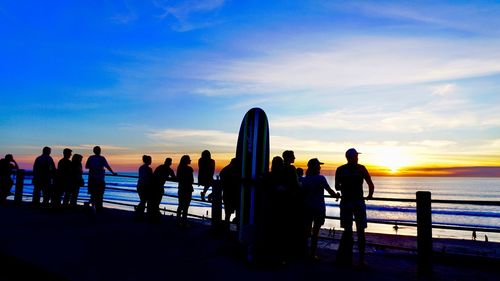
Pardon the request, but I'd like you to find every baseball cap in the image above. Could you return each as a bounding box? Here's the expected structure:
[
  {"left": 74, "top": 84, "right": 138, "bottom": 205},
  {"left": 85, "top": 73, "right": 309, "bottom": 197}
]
[
  {"left": 307, "top": 158, "right": 324, "bottom": 167},
  {"left": 345, "top": 148, "right": 361, "bottom": 159}
]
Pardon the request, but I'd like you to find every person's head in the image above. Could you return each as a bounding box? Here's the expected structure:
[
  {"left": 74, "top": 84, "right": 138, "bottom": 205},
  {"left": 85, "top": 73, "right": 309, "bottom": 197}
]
[
  {"left": 42, "top": 146, "right": 51, "bottom": 155},
  {"left": 72, "top": 154, "right": 83, "bottom": 163},
  {"left": 164, "top": 157, "right": 173, "bottom": 166},
  {"left": 345, "top": 148, "right": 360, "bottom": 164},
  {"left": 271, "top": 156, "right": 284, "bottom": 172},
  {"left": 282, "top": 150, "right": 295, "bottom": 164},
  {"left": 5, "top": 154, "right": 14, "bottom": 162},
  {"left": 201, "top": 150, "right": 211, "bottom": 159},
  {"left": 63, "top": 148, "right": 72, "bottom": 159},
  {"left": 180, "top": 155, "right": 191, "bottom": 166},
  {"left": 142, "top": 155, "right": 152, "bottom": 165},
  {"left": 306, "top": 158, "right": 324, "bottom": 176},
  {"left": 296, "top": 167, "right": 304, "bottom": 177},
  {"left": 93, "top": 146, "right": 101, "bottom": 156}
]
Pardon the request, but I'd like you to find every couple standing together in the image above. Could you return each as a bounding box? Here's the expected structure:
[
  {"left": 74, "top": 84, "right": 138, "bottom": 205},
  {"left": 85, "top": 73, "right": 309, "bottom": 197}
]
[{"left": 303, "top": 148, "right": 375, "bottom": 267}]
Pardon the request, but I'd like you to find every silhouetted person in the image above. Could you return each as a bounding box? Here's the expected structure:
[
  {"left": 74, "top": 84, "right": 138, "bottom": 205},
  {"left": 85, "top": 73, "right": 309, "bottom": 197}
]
[
  {"left": 302, "top": 158, "right": 338, "bottom": 260},
  {"left": 85, "top": 146, "right": 116, "bottom": 213},
  {"left": 262, "top": 156, "right": 286, "bottom": 263},
  {"left": 281, "top": 150, "right": 304, "bottom": 258},
  {"left": 472, "top": 230, "right": 477, "bottom": 241},
  {"left": 0, "top": 154, "right": 18, "bottom": 205},
  {"left": 177, "top": 155, "right": 194, "bottom": 227},
  {"left": 53, "top": 148, "right": 73, "bottom": 208},
  {"left": 296, "top": 167, "right": 304, "bottom": 183},
  {"left": 63, "top": 153, "right": 84, "bottom": 207},
  {"left": 220, "top": 158, "right": 240, "bottom": 227},
  {"left": 335, "top": 148, "right": 375, "bottom": 267},
  {"left": 32, "top": 147, "right": 56, "bottom": 206},
  {"left": 198, "top": 150, "right": 215, "bottom": 201},
  {"left": 150, "top": 157, "right": 176, "bottom": 222},
  {"left": 135, "top": 155, "right": 153, "bottom": 219}
]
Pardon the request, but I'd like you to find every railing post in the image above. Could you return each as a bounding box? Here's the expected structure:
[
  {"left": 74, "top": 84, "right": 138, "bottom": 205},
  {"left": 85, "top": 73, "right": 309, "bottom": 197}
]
[
  {"left": 14, "top": 169, "right": 25, "bottom": 204},
  {"left": 416, "top": 191, "right": 432, "bottom": 276}
]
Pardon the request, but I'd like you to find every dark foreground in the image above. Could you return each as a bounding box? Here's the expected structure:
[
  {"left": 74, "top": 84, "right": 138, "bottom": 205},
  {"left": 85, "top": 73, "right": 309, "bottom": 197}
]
[{"left": 1, "top": 202, "right": 498, "bottom": 281}]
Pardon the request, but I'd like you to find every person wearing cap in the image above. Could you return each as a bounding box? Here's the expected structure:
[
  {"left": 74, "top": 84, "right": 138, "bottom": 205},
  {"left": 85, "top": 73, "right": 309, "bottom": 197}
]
[
  {"left": 302, "top": 158, "right": 338, "bottom": 260},
  {"left": 53, "top": 148, "right": 73, "bottom": 208},
  {"left": 335, "top": 148, "right": 375, "bottom": 267}
]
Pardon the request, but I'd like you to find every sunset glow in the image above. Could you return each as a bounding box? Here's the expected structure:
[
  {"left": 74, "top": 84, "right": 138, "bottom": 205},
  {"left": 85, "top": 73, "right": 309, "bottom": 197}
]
[{"left": 1, "top": 1, "right": 500, "bottom": 176}]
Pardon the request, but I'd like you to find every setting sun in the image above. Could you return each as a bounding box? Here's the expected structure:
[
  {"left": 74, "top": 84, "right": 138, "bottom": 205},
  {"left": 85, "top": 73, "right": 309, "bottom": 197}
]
[{"left": 369, "top": 147, "right": 413, "bottom": 174}]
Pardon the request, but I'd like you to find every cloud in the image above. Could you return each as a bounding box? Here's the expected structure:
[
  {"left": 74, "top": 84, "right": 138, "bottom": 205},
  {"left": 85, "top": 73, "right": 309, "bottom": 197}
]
[
  {"left": 193, "top": 36, "right": 500, "bottom": 95},
  {"left": 154, "top": 0, "right": 225, "bottom": 31},
  {"left": 329, "top": 1, "right": 500, "bottom": 35},
  {"left": 148, "top": 128, "right": 237, "bottom": 149}
]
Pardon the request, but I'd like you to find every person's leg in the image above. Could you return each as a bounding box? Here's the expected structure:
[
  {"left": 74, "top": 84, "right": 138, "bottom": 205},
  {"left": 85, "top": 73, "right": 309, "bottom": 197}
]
[
  {"left": 354, "top": 200, "right": 368, "bottom": 266},
  {"left": 32, "top": 184, "right": 41, "bottom": 205},
  {"left": 337, "top": 201, "right": 354, "bottom": 265}
]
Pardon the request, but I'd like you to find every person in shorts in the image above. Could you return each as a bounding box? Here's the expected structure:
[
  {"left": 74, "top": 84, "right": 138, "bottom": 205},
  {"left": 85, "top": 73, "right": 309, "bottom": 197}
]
[{"left": 335, "top": 148, "right": 374, "bottom": 267}]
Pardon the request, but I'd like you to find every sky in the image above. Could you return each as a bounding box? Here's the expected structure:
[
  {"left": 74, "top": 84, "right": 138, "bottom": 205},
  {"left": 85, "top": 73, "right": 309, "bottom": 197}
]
[{"left": 1, "top": 0, "right": 500, "bottom": 176}]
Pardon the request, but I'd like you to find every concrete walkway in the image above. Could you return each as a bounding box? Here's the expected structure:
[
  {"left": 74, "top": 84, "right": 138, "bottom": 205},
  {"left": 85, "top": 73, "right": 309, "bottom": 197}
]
[{"left": 1, "top": 202, "right": 498, "bottom": 281}]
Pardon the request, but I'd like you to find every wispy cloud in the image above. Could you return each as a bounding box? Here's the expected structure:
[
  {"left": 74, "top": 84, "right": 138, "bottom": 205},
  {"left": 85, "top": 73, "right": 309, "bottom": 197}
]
[
  {"left": 154, "top": 0, "right": 225, "bottom": 31},
  {"left": 148, "top": 128, "right": 237, "bottom": 149},
  {"left": 193, "top": 36, "right": 500, "bottom": 95}
]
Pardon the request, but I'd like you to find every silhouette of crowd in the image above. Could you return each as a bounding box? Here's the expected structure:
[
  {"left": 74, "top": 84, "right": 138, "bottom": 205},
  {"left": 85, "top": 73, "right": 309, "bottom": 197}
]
[{"left": 1, "top": 146, "right": 375, "bottom": 268}]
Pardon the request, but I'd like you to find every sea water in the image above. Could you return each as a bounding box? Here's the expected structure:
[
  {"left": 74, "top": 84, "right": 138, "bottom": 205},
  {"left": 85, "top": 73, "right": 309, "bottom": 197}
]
[{"left": 18, "top": 174, "right": 500, "bottom": 241}]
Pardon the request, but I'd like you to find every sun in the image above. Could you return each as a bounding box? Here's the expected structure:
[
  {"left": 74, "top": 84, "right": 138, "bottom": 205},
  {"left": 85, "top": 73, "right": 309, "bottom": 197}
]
[{"left": 371, "top": 147, "right": 412, "bottom": 174}]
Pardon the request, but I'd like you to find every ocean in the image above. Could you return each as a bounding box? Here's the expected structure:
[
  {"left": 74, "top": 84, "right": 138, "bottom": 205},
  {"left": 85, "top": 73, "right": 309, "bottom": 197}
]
[{"left": 19, "top": 174, "right": 500, "bottom": 242}]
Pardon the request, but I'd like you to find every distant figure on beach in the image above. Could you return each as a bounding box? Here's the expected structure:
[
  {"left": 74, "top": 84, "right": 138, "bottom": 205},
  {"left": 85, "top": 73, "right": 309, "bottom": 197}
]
[
  {"left": 220, "top": 158, "right": 240, "bottom": 227},
  {"left": 302, "top": 158, "right": 338, "bottom": 260},
  {"left": 53, "top": 148, "right": 73, "bottom": 208},
  {"left": 135, "top": 155, "right": 153, "bottom": 219},
  {"left": 85, "top": 146, "right": 116, "bottom": 213},
  {"left": 177, "top": 155, "right": 194, "bottom": 227},
  {"left": 63, "top": 153, "right": 84, "bottom": 207},
  {"left": 0, "top": 154, "right": 18, "bottom": 205},
  {"left": 32, "top": 146, "right": 56, "bottom": 206},
  {"left": 485, "top": 234, "right": 488, "bottom": 242},
  {"left": 150, "top": 157, "right": 176, "bottom": 221},
  {"left": 472, "top": 230, "right": 477, "bottom": 241},
  {"left": 335, "top": 148, "right": 375, "bottom": 267},
  {"left": 198, "top": 150, "right": 215, "bottom": 202}
]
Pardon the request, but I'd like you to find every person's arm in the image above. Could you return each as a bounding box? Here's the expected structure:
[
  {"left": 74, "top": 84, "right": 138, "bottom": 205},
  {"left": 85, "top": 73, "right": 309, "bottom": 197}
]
[
  {"left": 11, "top": 159, "right": 19, "bottom": 170},
  {"left": 334, "top": 168, "right": 341, "bottom": 192},
  {"left": 323, "top": 177, "right": 340, "bottom": 198},
  {"left": 103, "top": 158, "right": 116, "bottom": 175},
  {"left": 364, "top": 167, "right": 374, "bottom": 200}
]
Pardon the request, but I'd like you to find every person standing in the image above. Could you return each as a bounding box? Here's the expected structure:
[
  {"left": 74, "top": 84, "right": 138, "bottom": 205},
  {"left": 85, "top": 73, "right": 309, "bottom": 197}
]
[
  {"left": 198, "top": 150, "right": 215, "bottom": 201},
  {"left": 335, "top": 148, "right": 375, "bottom": 267},
  {"left": 302, "top": 158, "right": 338, "bottom": 260},
  {"left": 0, "top": 154, "right": 18, "bottom": 205},
  {"left": 63, "top": 153, "right": 84, "bottom": 208},
  {"left": 176, "top": 155, "right": 194, "bottom": 227},
  {"left": 53, "top": 148, "right": 73, "bottom": 208},
  {"left": 32, "top": 147, "right": 56, "bottom": 206},
  {"left": 135, "top": 155, "right": 153, "bottom": 219},
  {"left": 220, "top": 158, "right": 240, "bottom": 227},
  {"left": 150, "top": 157, "right": 176, "bottom": 221},
  {"left": 85, "top": 146, "right": 116, "bottom": 213}
]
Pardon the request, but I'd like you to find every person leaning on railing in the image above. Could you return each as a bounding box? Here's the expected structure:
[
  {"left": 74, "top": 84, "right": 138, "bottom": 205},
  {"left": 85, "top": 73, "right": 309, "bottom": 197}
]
[{"left": 0, "top": 154, "right": 18, "bottom": 205}]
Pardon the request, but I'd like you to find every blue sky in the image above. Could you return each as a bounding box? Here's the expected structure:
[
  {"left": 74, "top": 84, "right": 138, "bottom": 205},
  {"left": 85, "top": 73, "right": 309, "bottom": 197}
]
[{"left": 1, "top": 1, "right": 500, "bottom": 174}]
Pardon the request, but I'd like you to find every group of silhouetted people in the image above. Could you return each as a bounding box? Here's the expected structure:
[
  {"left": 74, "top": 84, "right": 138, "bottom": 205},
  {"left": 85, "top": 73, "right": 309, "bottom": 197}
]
[
  {"left": 2, "top": 146, "right": 114, "bottom": 213},
  {"left": 255, "top": 148, "right": 374, "bottom": 267},
  {"left": 2, "top": 145, "right": 375, "bottom": 267}
]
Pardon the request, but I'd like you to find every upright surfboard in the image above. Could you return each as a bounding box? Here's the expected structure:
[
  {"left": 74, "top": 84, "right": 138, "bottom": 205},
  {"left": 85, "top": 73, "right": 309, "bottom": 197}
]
[{"left": 236, "top": 108, "right": 270, "bottom": 260}]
